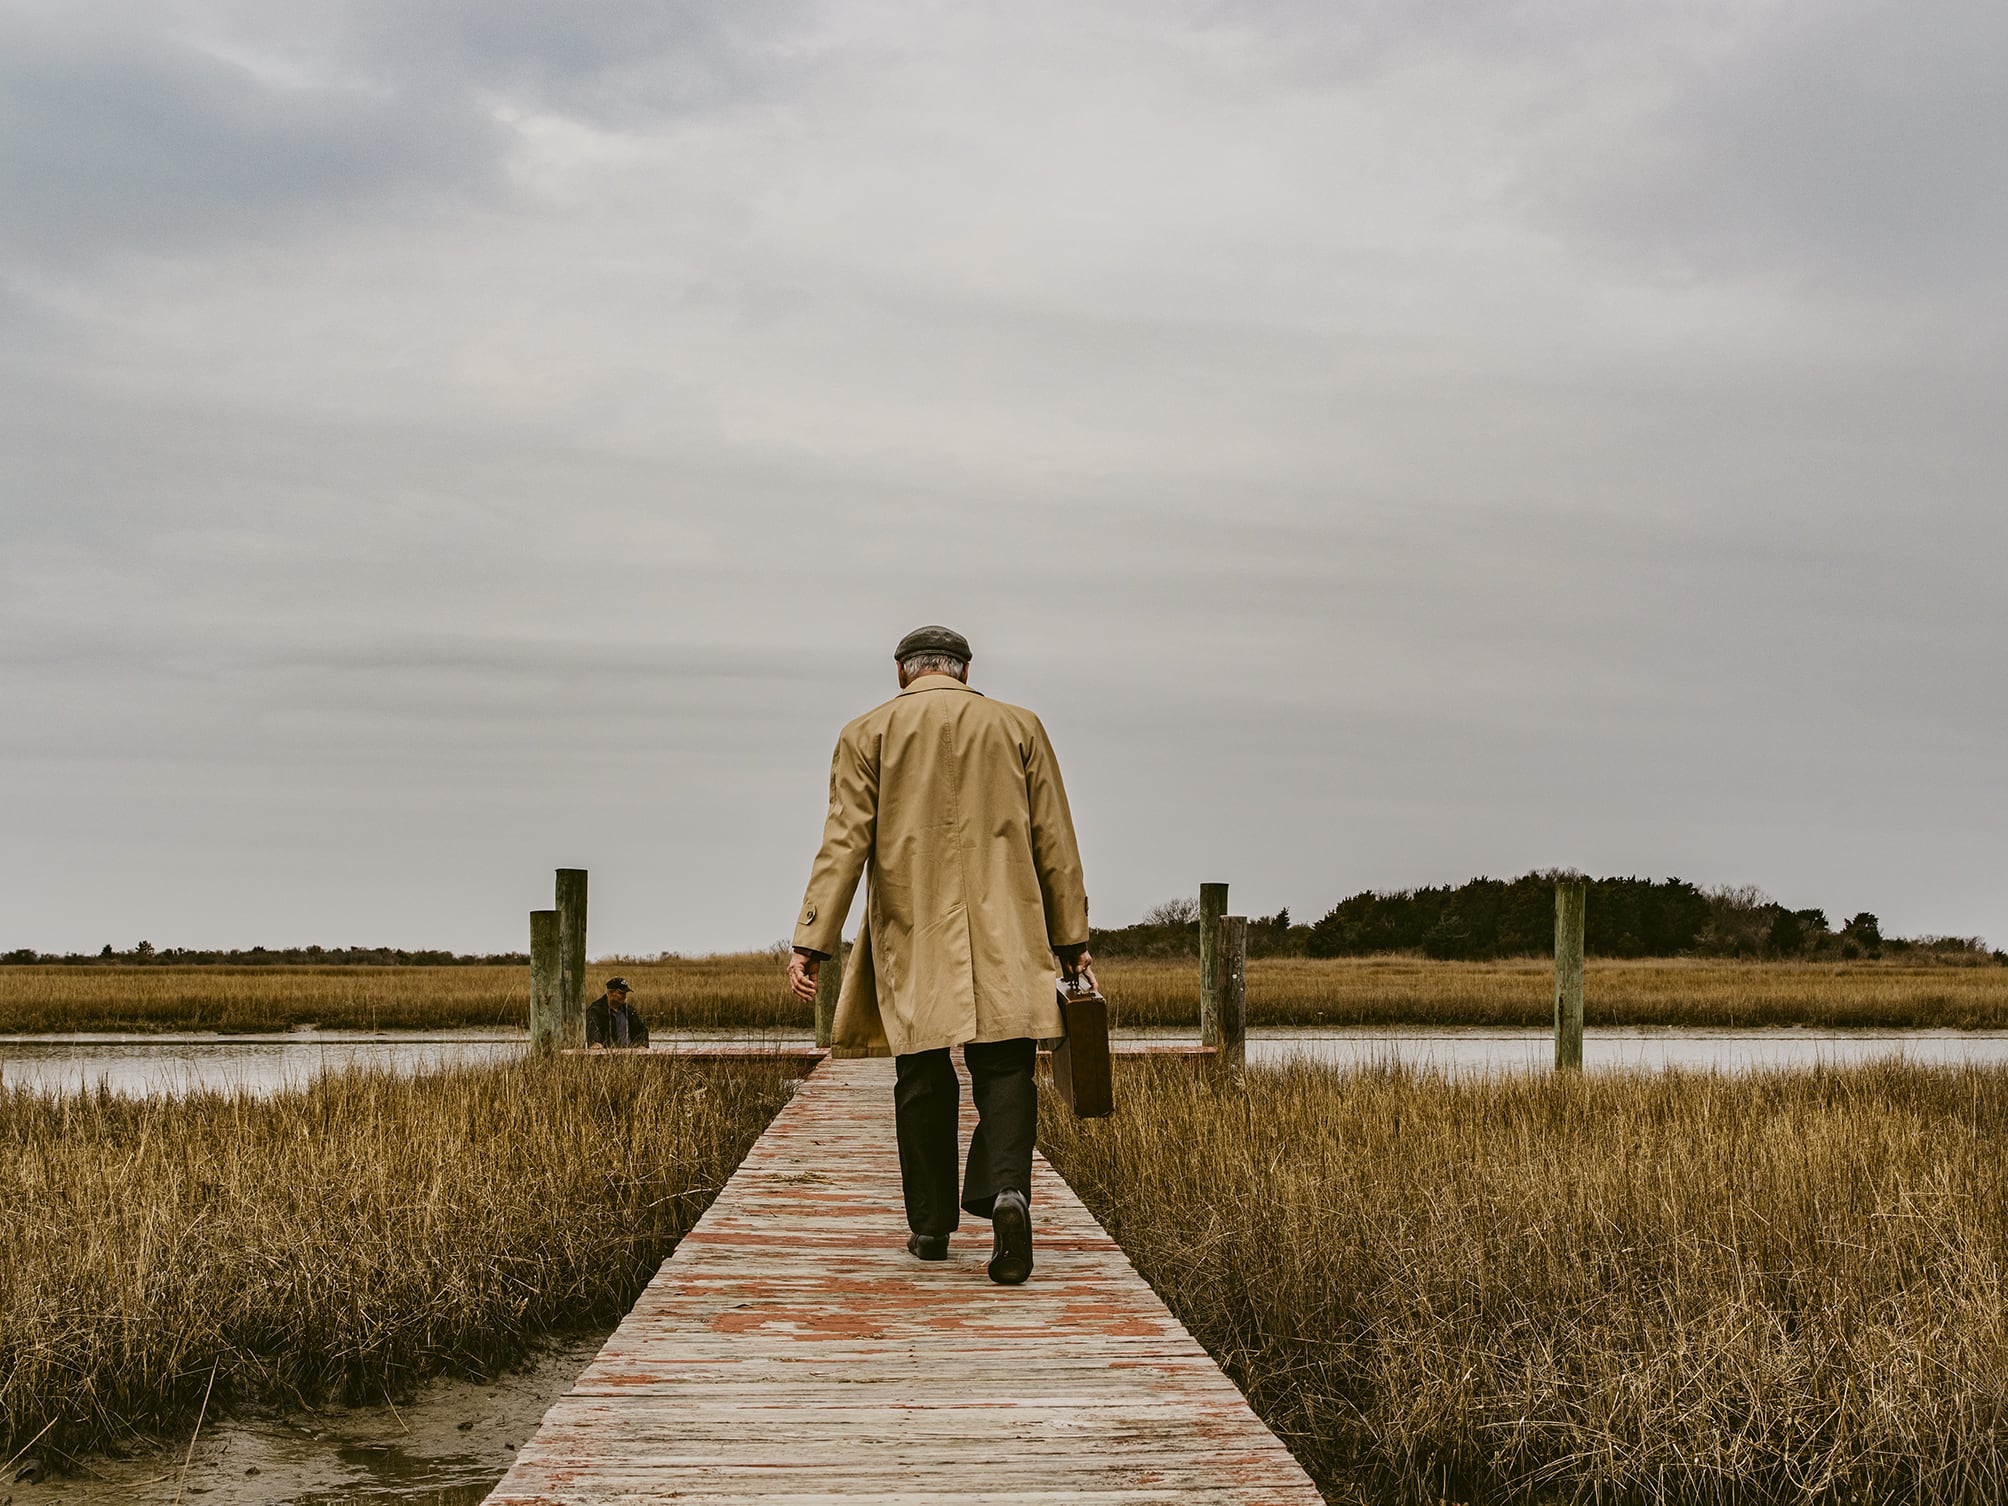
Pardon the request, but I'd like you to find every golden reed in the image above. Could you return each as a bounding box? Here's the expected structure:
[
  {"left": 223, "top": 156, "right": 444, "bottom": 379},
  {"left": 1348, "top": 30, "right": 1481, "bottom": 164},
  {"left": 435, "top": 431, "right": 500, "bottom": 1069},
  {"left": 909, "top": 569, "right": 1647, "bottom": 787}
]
[
  {"left": 2, "top": 953, "right": 2003, "bottom": 1033},
  {"left": 1041, "top": 1058, "right": 2008, "bottom": 1504},
  {"left": 0, "top": 1057, "right": 792, "bottom": 1461}
]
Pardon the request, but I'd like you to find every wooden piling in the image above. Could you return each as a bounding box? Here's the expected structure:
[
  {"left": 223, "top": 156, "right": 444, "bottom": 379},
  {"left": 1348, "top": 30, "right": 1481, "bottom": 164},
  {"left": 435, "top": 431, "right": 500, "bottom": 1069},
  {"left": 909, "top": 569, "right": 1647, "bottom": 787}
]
[
  {"left": 1198, "top": 881, "right": 1229, "bottom": 1047},
  {"left": 529, "top": 908, "right": 560, "bottom": 1054},
  {"left": 813, "top": 943, "right": 840, "bottom": 1049},
  {"left": 1217, "top": 913, "right": 1248, "bottom": 1076},
  {"left": 556, "top": 868, "right": 588, "bottom": 1051},
  {"left": 1555, "top": 877, "right": 1586, "bottom": 1070}
]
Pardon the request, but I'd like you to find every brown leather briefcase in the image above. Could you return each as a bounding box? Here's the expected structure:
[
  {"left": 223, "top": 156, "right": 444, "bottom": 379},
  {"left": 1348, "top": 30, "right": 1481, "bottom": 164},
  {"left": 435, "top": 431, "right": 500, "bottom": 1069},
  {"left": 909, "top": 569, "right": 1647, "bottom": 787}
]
[{"left": 1052, "top": 974, "right": 1115, "bottom": 1118}]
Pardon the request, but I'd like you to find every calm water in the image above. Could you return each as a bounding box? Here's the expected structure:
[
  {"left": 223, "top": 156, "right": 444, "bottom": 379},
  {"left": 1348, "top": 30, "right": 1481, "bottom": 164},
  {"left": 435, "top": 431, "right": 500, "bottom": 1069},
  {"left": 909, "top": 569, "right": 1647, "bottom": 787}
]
[
  {"left": 0, "top": 1028, "right": 528, "bottom": 1098},
  {"left": 9, "top": 1026, "right": 2008, "bottom": 1097}
]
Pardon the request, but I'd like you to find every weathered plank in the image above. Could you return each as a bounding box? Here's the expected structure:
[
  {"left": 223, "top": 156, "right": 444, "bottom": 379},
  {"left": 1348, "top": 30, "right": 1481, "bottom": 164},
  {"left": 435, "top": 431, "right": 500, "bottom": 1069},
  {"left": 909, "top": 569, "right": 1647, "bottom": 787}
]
[
  {"left": 561, "top": 1045, "right": 1216, "bottom": 1067},
  {"left": 486, "top": 1056, "right": 1321, "bottom": 1504}
]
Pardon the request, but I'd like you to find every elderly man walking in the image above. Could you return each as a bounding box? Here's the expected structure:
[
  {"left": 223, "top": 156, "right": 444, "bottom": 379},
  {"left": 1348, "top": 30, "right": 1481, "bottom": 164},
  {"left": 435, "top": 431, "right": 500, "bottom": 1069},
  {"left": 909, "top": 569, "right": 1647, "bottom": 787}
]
[{"left": 787, "top": 626, "right": 1091, "bottom": 1285}]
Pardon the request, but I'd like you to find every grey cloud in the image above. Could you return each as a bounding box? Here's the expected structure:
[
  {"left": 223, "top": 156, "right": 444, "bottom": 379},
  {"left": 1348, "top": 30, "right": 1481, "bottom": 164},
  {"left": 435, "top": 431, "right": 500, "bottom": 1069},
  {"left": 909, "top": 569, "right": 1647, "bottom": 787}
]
[
  {"left": 328, "top": 0, "right": 817, "bottom": 115},
  {"left": 0, "top": 0, "right": 817, "bottom": 264},
  {"left": 1217, "top": 0, "right": 2008, "bottom": 293},
  {"left": 1536, "top": 1, "right": 2008, "bottom": 291},
  {"left": 0, "top": 28, "right": 498, "bottom": 262}
]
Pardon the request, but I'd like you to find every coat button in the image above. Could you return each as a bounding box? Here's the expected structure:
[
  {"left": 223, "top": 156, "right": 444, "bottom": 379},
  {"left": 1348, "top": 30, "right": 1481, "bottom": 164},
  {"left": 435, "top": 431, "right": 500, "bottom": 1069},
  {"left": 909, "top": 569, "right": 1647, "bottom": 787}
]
[{"left": 802, "top": 904, "right": 817, "bottom": 924}]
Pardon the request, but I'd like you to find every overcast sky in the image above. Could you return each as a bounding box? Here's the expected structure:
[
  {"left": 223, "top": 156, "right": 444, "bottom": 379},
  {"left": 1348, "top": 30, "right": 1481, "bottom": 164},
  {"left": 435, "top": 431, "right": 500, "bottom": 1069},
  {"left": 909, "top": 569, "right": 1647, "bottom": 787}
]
[{"left": 4, "top": 0, "right": 2003, "bottom": 956}]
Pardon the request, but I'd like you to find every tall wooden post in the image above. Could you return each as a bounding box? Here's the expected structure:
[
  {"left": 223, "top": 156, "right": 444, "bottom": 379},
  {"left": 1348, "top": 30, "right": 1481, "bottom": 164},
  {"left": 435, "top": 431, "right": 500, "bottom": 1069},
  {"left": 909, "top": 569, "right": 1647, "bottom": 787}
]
[
  {"left": 529, "top": 908, "right": 560, "bottom": 1054},
  {"left": 556, "top": 868, "right": 589, "bottom": 1050},
  {"left": 813, "top": 944, "right": 840, "bottom": 1048},
  {"left": 1216, "top": 914, "right": 1248, "bottom": 1077},
  {"left": 1554, "top": 877, "right": 1586, "bottom": 1071},
  {"left": 1198, "top": 881, "right": 1229, "bottom": 1046}
]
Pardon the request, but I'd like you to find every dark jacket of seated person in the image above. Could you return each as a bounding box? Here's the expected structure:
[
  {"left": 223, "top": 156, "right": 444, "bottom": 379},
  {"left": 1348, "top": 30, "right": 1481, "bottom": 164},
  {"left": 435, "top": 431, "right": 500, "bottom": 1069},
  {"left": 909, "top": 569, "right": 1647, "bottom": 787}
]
[{"left": 585, "top": 978, "right": 650, "bottom": 1049}]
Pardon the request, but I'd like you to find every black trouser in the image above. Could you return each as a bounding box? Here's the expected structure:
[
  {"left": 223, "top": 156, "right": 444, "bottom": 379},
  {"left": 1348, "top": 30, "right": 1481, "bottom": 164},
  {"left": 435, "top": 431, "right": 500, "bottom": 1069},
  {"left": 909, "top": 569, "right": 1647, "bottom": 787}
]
[{"left": 893, "top": 1037, "right": 1036, "bottom": 1237}]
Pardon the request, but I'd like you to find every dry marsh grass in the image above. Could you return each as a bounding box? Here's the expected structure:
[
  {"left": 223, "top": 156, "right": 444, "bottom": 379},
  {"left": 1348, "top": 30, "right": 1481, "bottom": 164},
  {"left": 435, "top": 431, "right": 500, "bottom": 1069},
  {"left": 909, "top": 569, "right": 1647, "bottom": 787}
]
[
  {"left": 2, "top": 954, "right": 2004, "bottom": 1035},
  {"left": 0, "top": 958, "right": 809, "bottom": 1034},
  {"left": 1041, "top": 1058, "right": 2008, "bottom": 1505},
  {"left": 0, "top": 1057, "right": 792, "bottom": 1461},
  {"left": 1106, "top": 954, "right": 2008, "bottom": 1029}
]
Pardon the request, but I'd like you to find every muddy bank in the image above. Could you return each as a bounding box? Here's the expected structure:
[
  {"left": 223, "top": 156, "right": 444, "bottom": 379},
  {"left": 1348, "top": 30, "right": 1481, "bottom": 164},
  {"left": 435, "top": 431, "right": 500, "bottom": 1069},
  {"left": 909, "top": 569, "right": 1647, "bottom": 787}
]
[{"left": 11, "top": 1334, "right": 603, "bottom": 1506}]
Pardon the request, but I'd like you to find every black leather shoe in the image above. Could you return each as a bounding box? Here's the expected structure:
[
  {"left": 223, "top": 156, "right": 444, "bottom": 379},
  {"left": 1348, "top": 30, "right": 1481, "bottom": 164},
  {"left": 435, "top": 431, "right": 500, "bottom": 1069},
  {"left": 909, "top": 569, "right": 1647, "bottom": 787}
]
[
  {"left": 906, "top": 1232, "right": 949, "bottom": 1261},
  {"left": 987, "top": 1189, "right": 1032, "bottom": 1285}
]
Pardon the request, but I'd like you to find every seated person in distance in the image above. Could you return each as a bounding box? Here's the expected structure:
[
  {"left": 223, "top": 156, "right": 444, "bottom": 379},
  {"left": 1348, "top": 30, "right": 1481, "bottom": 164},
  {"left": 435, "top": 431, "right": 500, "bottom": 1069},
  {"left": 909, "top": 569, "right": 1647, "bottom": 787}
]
[{"left": 585, "top": 977, "right": 649, "bottom": 1049}]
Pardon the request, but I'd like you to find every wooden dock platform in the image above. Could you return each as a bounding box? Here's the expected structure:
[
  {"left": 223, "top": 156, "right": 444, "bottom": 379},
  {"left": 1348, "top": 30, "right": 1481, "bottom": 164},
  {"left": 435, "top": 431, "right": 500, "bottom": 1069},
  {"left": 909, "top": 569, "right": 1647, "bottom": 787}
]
[
  {"left": 486, "top": 1056, "right": 1321, "bottom": 1504},
  {"left": 560, "top": 1043, "right": 1216, "bottom": 1088}
]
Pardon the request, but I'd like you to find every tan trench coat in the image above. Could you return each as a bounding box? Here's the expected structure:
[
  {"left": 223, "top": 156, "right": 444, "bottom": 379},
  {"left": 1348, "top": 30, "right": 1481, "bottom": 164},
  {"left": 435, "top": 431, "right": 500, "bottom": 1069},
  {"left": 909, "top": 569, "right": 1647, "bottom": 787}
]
[{"left": 793, "top": 677, "right": 1089, "bottom": 1057}]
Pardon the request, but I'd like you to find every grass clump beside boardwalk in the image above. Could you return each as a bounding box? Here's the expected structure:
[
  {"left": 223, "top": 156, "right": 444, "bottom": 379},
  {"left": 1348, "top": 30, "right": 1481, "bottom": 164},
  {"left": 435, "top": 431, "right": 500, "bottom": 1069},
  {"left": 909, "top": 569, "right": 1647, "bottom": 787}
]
[
  {"left": 0, "top": 1056, "right": 792, "bottom": 1462},
  {"left": 4, "top": 954, "right": 2008, "bottom": 1034},
  {"left": 1041, "top": 1059, "right": 2008, "bottom": 1505}
]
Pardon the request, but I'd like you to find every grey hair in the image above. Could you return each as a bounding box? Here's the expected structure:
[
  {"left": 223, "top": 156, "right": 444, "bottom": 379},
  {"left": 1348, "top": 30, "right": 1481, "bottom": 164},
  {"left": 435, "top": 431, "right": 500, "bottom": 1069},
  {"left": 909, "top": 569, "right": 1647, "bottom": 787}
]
[{"left": 901, "top": 651, "right": 967, "bottom": 679}]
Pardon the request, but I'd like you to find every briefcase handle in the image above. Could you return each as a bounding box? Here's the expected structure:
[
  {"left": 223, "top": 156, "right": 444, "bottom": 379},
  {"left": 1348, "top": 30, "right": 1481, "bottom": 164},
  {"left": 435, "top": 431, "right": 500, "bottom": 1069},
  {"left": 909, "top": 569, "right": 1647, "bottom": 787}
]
[{"left": 1057, "top": 967, "right": 1102, "bottom": 1003}]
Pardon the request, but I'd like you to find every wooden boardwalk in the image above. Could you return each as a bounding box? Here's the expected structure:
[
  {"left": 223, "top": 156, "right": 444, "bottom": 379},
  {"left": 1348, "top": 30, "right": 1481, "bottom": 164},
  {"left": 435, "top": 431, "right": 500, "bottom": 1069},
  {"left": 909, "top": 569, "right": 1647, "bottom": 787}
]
[{"left": 486, "top": 1056, "right": 1322, "bottom": 1504}]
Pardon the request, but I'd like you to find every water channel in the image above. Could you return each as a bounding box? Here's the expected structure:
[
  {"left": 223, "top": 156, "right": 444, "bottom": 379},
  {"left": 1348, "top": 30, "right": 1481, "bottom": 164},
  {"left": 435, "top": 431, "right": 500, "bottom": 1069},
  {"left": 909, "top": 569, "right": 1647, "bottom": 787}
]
[{"left": 11, "top": 1025, "right": 2008, "bottom": 1098}]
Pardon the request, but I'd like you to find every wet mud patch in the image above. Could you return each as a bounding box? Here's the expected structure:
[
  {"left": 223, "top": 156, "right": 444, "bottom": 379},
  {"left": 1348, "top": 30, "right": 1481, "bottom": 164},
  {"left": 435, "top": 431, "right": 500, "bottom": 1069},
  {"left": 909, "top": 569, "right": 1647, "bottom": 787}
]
[{"left": 11, "top": 1333, "right": 605, "bottom": 1506}]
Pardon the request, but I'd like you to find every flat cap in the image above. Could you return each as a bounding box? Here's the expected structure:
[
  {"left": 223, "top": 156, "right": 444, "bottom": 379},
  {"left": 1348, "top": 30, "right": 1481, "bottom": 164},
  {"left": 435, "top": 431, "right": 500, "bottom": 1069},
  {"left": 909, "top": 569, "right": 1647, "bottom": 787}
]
[
  {"left": 604, "top": 976, "right": 631, "bottom": 993},
  {"left": 894, "top": 625, "right": 972, "bottom": 662}
]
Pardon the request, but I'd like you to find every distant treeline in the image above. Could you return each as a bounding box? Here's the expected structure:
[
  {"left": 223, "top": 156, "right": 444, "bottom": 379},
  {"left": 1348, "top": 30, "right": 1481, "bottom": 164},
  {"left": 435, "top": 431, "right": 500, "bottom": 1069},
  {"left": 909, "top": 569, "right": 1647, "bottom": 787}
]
[
  {"left": 1091, "top": 874, "right": 2001, "bottom": 963},
  {"left": 1, "top": 943, "right": 528, "bottom": 967},
  {"left": 7, "top": 875, "right": 1997, "bottom": 966}
]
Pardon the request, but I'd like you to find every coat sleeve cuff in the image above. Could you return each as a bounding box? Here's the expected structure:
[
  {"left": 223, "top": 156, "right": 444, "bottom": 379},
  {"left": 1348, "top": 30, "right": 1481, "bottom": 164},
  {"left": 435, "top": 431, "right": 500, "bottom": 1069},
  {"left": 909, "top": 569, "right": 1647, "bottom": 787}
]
[{"left": 793, "top": 922, "right": 841, "bottom": 955}]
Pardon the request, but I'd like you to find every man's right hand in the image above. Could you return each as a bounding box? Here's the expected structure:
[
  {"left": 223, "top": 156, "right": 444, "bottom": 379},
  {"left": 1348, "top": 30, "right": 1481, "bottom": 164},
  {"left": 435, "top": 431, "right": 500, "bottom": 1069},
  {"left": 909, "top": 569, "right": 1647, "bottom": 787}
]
[
  {"left": 1058, "top": 945, "right": 1094, "bottom": 983},
  {"left": 787, "top": 948, "right": 821, "bottom": 1005}
]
